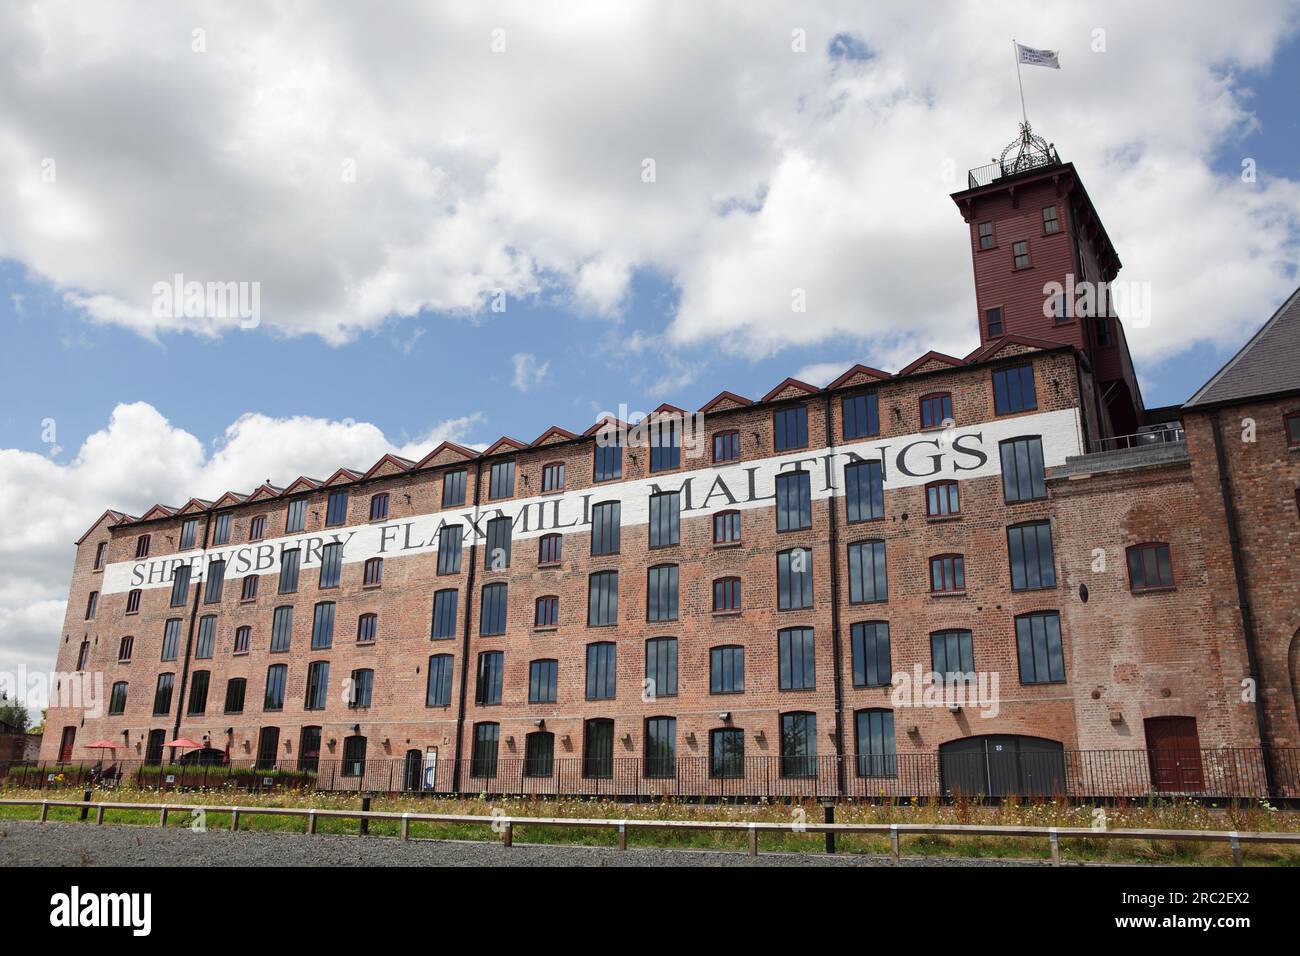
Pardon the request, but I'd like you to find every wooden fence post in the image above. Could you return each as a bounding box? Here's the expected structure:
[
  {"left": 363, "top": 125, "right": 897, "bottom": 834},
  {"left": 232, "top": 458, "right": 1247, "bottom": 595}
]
[
  {"left": 401, "top": 813, "right": 410, "bottom": 842},
  {"left": 1049, "top": 828, "right": 1060, "bottom": 865},
  {"left": 503, "top": 821, "right": 513, "bottom": 847},
  {"left": 617, "top": 821, "right": 627, "bottom": 851},
  {"left": 890, "top": 824, "right": 900, "bottom": 864},
  {"left": 1229, "top": 831, "right": 1242, "bottom": 867},
  {"left": 747, "top": 823, "right": 758, "bottom": 857}
]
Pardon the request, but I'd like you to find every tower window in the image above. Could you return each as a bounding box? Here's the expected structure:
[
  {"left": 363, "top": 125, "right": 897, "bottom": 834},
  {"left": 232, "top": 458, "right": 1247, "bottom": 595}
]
[
  {"left": 977, "top": 221, "right": 994, "bottom": 250},
  {"left": 1284, "top": 412, "right": 1300, "bottom": 447},
  {"left": 1042, "top": 205, "right": 1060, "bottom": 234},
  {"left": 985, "top": 307, "right": 1003, "bottom": 338},
  {"left": 1012, "top": 240, "right": 1031, "bottom": 270}
]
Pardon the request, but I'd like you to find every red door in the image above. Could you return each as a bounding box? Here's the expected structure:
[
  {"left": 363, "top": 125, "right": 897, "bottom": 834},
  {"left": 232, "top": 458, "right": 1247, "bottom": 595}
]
[
  {"left": 1144, "top": 717, "right": 1204, "bottom": 792},
  {"left": 58, "top": 726, "right": 76, "bottom": 763}
]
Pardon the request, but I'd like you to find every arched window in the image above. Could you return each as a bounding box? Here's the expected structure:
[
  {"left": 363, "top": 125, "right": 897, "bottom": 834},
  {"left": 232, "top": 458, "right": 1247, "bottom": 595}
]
[
  {"left": 117, "top": 635, "right": 134, "bottom": 662},
  {"left": 470, "top": 723, "right": 498, "bottom": 779},
  {"left": 1126, "top": 542, "right": 1174, "bottom": 590},
  {"left": 713, "top": 510, "right": 741, "bottom": 544},
  {"left": 524, "top": 731, "right": 555, "bottom": 777},
  {"left": 108, "top": 681, "right": 128, "bottom": 716},
  {"left": 713, "top": 577, "right": 741, "bottom": 612},
  {"left": 369, "top": 493, "right": 389, "bottom": 520},
  {"left": 125, "top": 588, "right": 142, "bottom": 614},
  {"left": 779, "top": 712, "right": 817, "bottom": 778},
  {"left": 535, "top": 595, "right": 558, "bottom": 628},
  {"left": 919, "top": 392, "right": 953, "bottom": 429},
  {"left": 341, "top": 734, "right": 367, "bottom": 777},
  {"left": 582, "top": 718, "right": 614, "bottom": 779},
  {"left": 357, "top": 613, "right": 378, "bottom": 643},
  {"left": 538, "top": 533, "right": 562, "bottom": 565},
  {"left": 929, "top": 554, "right": 965, "bottom": 592},
  {"left": 363, "top": 557, "right": 383, "bottom": 586}
]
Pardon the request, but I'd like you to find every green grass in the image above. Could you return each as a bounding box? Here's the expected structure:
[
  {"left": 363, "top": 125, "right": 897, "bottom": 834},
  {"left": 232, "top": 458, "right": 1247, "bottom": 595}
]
[{"left": 2, "top": 788, "right": 1298, "bottom": 865}]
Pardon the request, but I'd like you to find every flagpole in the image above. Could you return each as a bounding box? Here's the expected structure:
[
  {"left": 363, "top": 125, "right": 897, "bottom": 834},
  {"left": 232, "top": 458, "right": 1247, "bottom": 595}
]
[{"left": 1012, "top": 38, "right": 1028, "bottom": 127}]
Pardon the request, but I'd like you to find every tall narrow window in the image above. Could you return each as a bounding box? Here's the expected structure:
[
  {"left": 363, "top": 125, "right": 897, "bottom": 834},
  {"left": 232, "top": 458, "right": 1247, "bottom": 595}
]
[
  {"left": 431, "top": 589, "right": 458, "bottom": 639},
  {"left": 249, "top": 516, "right": 266, "bottom": 541},
  {"left": 204, "top": 559, "right": 226, "bottom": 603},
  {"left": 195, "top": 615, "right": 217, "bottom": 658},
  {"left": 437, "top": 525, "right": 462, "bottom": 574},
  {"left": 363, "top": 557, "right": 382, "bottom": 586},
  {"left": 713, "top": 510, "right": 741, "bottom": 544},
  {"left": 211, "top": 512, "right": 232, "bottom": 546},
  {"left": 542, "top": 462, "right": 565, "bottom": 492},
  {"left": 929, "top": 554, "right": 966, "bottom": 593},
  {"left": 930, "top": 629, "right": 974, "bottom": 684},
  {"left": 583, "top": 719, "right": 614, "bottom": 779},
  {"left": 180, "top": 517, "right": 200, "bottom": 550},
  {"left": 117, "top": 635, "right": 134, "bottom": 662},
  {"left": 773, "top": 406, "right": 809, "bottom": 451},
  {"left": 480, "top": 582, "right": 508, "bottom": 636},
  {"left": 650, "top": 418, "right": 680, "bottom": 472},
  {"left": 850, "top": 621, "right": 891, "bottom": 688},
  {"left": 240, "top": 575, "right": 259, "bottom": 601},
  {"left": 426, "top": 655, "right": 453, "bottom": 707},
  {"left": 977, "top": 220, "right": 994, "bottom": 249},
  {"left": 76, "top": 640, "right": 89, "bottom": 670},
  {"left": 775, "top": 470, "right": 812, "bottom": 531},
  {"left": 326, "top": 490, "right": 349, "bottom": 527},
  {"left": 847, "top": 540, "right": 887, "bottom": 604},
  {"left": 318, "top": 542, "right": 342, "bottom": 588},
  {"left": 484, "top": 516, "right": 512, "bottom": 570},
  {"left": 710, "top": 728, "right": 744, "bottom": 779},
  {"left": 93, "top": 541, "right": 107, "bottom": 570},
  {"left": 153, "top": 673, "right": 175, "bottom": 715},
  {"left": 311, "top": 601, "right": 335, "bottom": 649},
  {"left": 1008, "top": 521, "right": 1056, "bottom": 591},
  {"left": 919, "top": 393, "right": 953, "bottom": 429},
  {"left": 1016, "top": 611, "right": 1066, "bottom": 684},
  {"left": 1126, "top": 542, "right": 1174, "bottom": 591},
  {"left": 529, "top": 659, "right": 558, "bottom": 704},
  {"left": 778, "top": 627, "right": 816, "bottom": 691},
  {"left": 1000, "top": 436, "right": 1046, "bottom": 502},
  {"left": 992, "top": 364, "right": 1038, "bottom": 415},
  {"left": 845, "top": 460, "right": 884, "bottom": 522},
  {"left": 305, "top": 661, "right": 330, "bottom": 710},
  {"left": 535, "top": 595, "right": 558, "bottom": 627},
  {"left": 648, "top": 491, "right": 680, "bottom": 547},
  {"left": 233, "top": 625, "right": 251, "bottom": 655},
  {"left": 777, "top": 549, "right": 813, "bottom": 610},
  {"left": 593, "top": 441, "right": 622, "bottom": 482},
  {"left": 356, "top": 613, "right": 378, "bottom": 643},
  {"left": 224, "top": 678, "right": 246, "bottom": 714},
  {"left": 161, "top": 618, "right": 182, "bottom": 661},
  {"left": 285, "top": 499, "right": 307, "bottom": 534},
  {"left": 585, "top": 642, "right": 616, "bottom": 700},
  {"left": 645, "top": 637, "right": 678, "bottom": 698},
  {"left": 135, "top": 534, "right": 151, "bottom": 558},
  {"left": 524, "top": 732, "right": 554, "bottom": 778},
  {"left": 126, "top": 588, "right": 142, "bottom": 614},
  {"left": 710, "top": 645, "right": 744, "bottom": 694},
  {"left": 780, "top": 712, "right": 817, "bottom": 778},
  {"left": 646, "top": 564, "right": 679, "bottom": 622},
  {"left": 590, "top": 501, "right": 621, "bottom": 556},
  {"left": 85, "top": 591, "right": 98, "bottom": 619},
  {"left": 489, "top": 460, "right": 515, "bottom": 499},
  {"left": 538, "top": 532, "right": 562, "bottom": 565},
  {"left": 270, "top": 606, "right": 293, "bottom": 652},
  {"left": 644, "top": 716, "right": 677, "bottom": 778},
  {"left": 108, "top": 681, "right": 128, "bottom": 716},
  {"left": 926, "top": 480, "right": 960, "bottom": 517},
  {"left": 1286, "top": 412, "right": 1300, "bottom": 448},
  {"left": 842, "top": 392, "right": 880, "bottom": 440},
  {"left": 169, "top": 566, "right": 191, "bottom": 606},
  {"left": 369, "top": 493, "right": 389, "bottom": 520},
  {"left": 342, "top": 735, "right": 367, "bottom": 777},
  {"left": 855, "top": 710, "right": 897, "bottom": 778},
  {"left": 442, "top": 469, "right": 467, "bottom": 508},
  {"left": 278, "top": 548, "right": 301, "bottom": 593},
  {"left": 476, "top": 651, "right": 504, "bottom": 705},
  {"left": 587, "top": 570, "right": 618, "bottom": 626},
  {"left": 712, "top": 430, "right": 740, "bottom": 463}
]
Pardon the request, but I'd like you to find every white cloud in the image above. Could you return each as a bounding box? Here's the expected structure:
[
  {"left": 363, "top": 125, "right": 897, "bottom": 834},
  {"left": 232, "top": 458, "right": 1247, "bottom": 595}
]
[
  {"left": 794, "top": 362, "right": 852, "bottom": 388},
  {"left": 0, "top": 403, "right": 485, "bottom": 678},
  {"left": 511, "top": 352, "right": 551, "bottom": 392},
  {"left": 0, "top": 1, "right": 1294, "bottom": 369}
]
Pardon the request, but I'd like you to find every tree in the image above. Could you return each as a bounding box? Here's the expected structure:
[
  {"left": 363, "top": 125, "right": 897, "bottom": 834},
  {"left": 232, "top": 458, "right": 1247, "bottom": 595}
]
[{"left": 0, "top": 693, "right": 30, "bottom": 733}]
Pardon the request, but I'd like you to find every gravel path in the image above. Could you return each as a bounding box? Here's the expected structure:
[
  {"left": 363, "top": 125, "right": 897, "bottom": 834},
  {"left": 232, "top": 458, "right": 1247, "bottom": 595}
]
[{"left": 0, "top": 820, "right": 1045, "bottom": 867}]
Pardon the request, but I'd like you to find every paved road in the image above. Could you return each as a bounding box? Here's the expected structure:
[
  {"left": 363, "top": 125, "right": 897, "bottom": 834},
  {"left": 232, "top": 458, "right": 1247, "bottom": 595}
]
[{"left": 0, "top": 820, "right": 1045, "bottom": 867}]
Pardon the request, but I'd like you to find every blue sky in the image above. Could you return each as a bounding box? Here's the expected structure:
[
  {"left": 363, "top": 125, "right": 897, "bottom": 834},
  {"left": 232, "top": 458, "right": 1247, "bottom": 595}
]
[{"left": 2, "top": 2, "right": 1299, "bottom": 676}]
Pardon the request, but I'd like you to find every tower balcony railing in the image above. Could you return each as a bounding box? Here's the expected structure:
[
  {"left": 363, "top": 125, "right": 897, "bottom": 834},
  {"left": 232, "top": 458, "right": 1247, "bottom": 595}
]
[
  {"left": 967, "top": 144, "right": 1062, "bottom": 189},
  {"left": 1090, "top": 427, "right": 1186, "bottom": 453}
]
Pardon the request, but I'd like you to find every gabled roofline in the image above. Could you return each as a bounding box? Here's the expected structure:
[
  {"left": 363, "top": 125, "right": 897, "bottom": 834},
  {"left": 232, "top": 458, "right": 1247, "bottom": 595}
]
[
  {"left": 281, "top": 476, "right": 322, "bottom": 496},
  {"left": 825, "top": 364, "right": 892, "bottom": 390},
  {"left": 1184, "top": 285, "right": 1300, "bottom": 409},
  {"left": 75, "top": 509, "right": 129, "bottom": 546},
  {"left": 760, "top": 378, "right": 821, "bottom": 403},
  {"left": 532, "top": 425, "right": 580, "bottom": 446},
  {"left": 482, "top": 436, "right": 529, "bottom": 457},
  {"left": 414, "top": 441, "right": 479, "bottom": 470},
  {"left": 896, "top": 350, "right": 966, "bottom": 376},
  {"left": 698, "top": 390, "right": 753, "bottom": 413},
  {"left": 362, "top": 454, "right": 415, "bottom": 480}
]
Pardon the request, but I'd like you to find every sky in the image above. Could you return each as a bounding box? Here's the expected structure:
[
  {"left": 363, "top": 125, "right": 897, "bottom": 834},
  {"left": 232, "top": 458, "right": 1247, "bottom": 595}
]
[{"left": 1, "top": 0, "right": 1298, "bottom": 685}]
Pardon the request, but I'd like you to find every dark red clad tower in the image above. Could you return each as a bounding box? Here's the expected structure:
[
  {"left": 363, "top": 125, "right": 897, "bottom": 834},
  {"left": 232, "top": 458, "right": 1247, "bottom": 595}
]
[{"left": 951, "top": 123, "right": 1145, "bottom": 443}]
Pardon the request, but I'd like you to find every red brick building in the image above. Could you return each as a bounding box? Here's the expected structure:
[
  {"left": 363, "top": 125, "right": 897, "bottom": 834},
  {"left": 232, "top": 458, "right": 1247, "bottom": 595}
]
[{"left": 38, "top": 131, "right": 1300, "bottom": 798}]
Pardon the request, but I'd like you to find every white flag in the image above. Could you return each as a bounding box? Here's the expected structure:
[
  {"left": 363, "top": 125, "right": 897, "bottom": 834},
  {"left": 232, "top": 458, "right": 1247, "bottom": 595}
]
[{"left": 1016, "top": 43, "right": 1060, "bottom": 69}]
